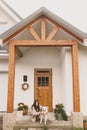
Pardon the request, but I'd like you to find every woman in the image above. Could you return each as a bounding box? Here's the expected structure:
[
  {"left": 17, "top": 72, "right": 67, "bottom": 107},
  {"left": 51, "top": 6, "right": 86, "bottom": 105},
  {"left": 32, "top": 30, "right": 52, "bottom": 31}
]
[{"left": 31, "top": 99, "right": 42, "bottom": 122}]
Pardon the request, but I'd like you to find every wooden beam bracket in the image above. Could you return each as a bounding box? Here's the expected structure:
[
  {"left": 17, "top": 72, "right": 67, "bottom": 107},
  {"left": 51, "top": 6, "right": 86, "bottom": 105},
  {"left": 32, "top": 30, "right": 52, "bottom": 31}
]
[
  {"left": 11, "top": 40, "right": 77, "bottom": 46},
  {"left": 15, "top": 47, "right": 23, "bottom": 57},
  {"left": 41, "top": 18, "right": 46, "bottom": 40},
  {"left": 46, "top": 26, "right": 59, "bottom": 40},
  {"left": 28, "top": 26, "right": 41, "bottom": 40}
]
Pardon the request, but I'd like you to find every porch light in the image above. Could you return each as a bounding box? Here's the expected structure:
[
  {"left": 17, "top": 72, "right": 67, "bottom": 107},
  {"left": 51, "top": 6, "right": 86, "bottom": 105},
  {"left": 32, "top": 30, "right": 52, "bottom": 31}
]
[{"left": 23, "top": 75, "right": 27, "bottom": 82}]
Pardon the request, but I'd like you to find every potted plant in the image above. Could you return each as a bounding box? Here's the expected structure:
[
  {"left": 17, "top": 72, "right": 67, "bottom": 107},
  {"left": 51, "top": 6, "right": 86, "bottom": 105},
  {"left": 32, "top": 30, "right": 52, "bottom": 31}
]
[
  {"left": 17, "top": 103, "right": 29, "bottom": 116},
  {"left": 17, "top": 103, "right": 24, "bottom": 117},
  {"left": 54, "top": 103, "right": 68, "bottom": 121}
]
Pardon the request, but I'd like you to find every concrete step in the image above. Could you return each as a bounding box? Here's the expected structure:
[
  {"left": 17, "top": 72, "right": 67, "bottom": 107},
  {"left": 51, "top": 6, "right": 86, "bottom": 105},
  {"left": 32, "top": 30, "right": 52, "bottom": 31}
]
[
  {"left": 13, "top": 120, "right": 73, "bottom": 130},
  {"left": 14, "top": 112, "right": 72, "bottom": 130},
  {"left": 14, "top": 127, "right": 72, "bottom": 130}
]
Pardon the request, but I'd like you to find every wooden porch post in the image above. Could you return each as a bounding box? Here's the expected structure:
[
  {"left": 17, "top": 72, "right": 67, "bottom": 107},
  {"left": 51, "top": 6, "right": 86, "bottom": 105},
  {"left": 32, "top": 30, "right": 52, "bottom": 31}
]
[
  {"left": 7, "top": 43, "right": 15, "bottom": 112},
  {"left": 72, "top": 44, "right": 80, "bottom": 112}
]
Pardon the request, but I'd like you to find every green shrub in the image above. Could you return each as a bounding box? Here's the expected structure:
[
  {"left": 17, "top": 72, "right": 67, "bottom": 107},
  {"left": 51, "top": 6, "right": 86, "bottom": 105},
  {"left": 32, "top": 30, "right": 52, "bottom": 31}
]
[
  {"left": 23, "top": 104, "right": 28, "bottom": 110},
  {"left": 17, "top": 106, "right": 24, "bottom": 111},
  {"left": 54, "top": 103, "right": 68, "bottom": 121},
  {"left": 55, "top": 103, "right": 64, "bottom": 109},
  {"left": 83, "top": 119, "right": 87, "bottom": 123},
  {"left": 73, "top": 127, "right": 83, "bottom": 130},
  {"left": 17, "top": 102, "right": 28, "bottom": 111},
  {"left": 42, "top": 126, "right": 48, "bottom": 130}
]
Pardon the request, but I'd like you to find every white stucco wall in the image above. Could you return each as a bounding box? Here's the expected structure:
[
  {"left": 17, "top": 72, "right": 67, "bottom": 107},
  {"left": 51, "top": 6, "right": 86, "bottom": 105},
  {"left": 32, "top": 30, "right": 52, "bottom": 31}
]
[
  {"left": 0, "top": 7, "right": 16, "bottom": 34},
  {"left": 0, "top": 59, "right": 8, "bottom": 111},
  {"left": 65, "top": 48, "right": 73, "bottom": 115},
  {"left": 79, "top": 45, "right": 87, "bottom": 115},
  {"left": 61, "top": 45, "right": 87, "bottom": 115},
  {"left": 0, "top": 59, "right": 8, "bottom": 71},
  {"left": 59, "top": 47, "right": 73, "bottom": 115},
  {"left": 0, "top": 72, "right": 8, "bottom": 111},
  {"left": 0, "top": 2, "right": 87, "bottom": 115},
  {"left": 14, "top": 47, "right": 73, "bottom": 115},
  {"left": 14, "top": 47, "right": 62, "bottom": 109},
  {"left": 1, "top": 45, "right": 87, "bottom": 115},
  {"left": 0, "top": 6, "right": 16, "bottom": 111}
]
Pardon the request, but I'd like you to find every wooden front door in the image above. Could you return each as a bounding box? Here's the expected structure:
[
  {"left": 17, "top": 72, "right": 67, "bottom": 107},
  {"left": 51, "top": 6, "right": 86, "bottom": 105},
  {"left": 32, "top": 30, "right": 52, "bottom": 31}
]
[{"left": 34, "top": 69, "right": 52, "bottom": 111}]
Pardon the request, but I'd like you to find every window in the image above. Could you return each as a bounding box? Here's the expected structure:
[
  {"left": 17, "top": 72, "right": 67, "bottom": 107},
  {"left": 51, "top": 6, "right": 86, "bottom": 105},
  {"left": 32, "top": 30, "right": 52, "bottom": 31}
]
[{"left": 38, "top": 76, "right": 49, "bottom": 86}]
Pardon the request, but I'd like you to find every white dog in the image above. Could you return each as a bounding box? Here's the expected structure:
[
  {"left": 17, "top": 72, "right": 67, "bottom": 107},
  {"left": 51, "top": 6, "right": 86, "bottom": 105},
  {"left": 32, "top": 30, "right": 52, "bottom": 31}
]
[{"left": 40, "top": 106, "right": 48, "bottom": 124}]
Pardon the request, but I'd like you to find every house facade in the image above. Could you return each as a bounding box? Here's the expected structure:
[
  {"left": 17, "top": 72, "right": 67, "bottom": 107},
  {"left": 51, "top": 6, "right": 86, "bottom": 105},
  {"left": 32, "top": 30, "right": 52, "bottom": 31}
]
[
  {"left": 0, "top": 7, "right": 87, "bottom": 115},
  {"left": 0, "top": 0, "right": 22, "bottom": 111}
]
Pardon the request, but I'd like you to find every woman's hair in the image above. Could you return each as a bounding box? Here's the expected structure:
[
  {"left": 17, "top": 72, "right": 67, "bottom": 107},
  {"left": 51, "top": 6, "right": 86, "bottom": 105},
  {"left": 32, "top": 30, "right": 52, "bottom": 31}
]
[{"left": 32, "top": 99, "right": 40, "bottom": 112}]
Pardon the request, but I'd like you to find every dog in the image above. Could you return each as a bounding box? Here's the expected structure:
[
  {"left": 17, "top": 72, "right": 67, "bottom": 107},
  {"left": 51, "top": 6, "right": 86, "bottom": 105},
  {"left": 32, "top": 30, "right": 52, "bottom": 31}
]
[{"left": 40, "top": 106, "right": 48, "bottom": 124}]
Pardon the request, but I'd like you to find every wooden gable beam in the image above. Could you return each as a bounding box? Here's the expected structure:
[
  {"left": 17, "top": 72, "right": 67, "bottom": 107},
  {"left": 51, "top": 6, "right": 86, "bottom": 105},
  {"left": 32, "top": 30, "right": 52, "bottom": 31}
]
[
  {"left": 3, "top": 15, "right": 83, "bottom": 44},
  {"left": 45, "top": 16, "right": 83, "bottom": 43},
  {"left": 41, "top": 18, "right": 46, "bottom": 40},
  {"left": 5, "top": 43, "right": 23, "bottom": 57},
  {"left": 11, "top": 40, "right": 77, "bottom": 46},
  {"left": 3, "top": 16, "right": 41, "bottom": 44},
  {"left": 28, "top": 26, "right": 41, "bottom": 40},
  {"left": 46, "top": 26, "right": 59, "bottom": 40},
  {"left": 15, "top": 47, "right": 23, "bottom": 57}
]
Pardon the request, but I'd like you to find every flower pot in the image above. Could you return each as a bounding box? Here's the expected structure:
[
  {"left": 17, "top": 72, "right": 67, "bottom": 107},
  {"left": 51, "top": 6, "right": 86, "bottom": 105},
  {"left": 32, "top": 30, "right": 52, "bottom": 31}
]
[
  {"left": 17, "top": 110, "right": 23, "bottom": 117},
  {"left": 23, "top": 109, "right": 28, "bottom": 115},
  {"left": 84, "top": 122, "right": 87, "bottom": 130}
]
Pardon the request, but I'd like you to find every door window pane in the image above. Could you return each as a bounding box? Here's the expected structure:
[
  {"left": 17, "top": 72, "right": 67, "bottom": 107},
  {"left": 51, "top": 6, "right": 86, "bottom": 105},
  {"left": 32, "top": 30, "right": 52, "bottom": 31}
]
[{"left": 38, "top": 77, "right": 49, "bottom": 87}]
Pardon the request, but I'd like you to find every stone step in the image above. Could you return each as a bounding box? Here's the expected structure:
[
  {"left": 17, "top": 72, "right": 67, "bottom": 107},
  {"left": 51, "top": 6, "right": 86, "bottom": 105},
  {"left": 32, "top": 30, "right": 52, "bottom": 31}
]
[
  {"left": 13, "top": 126, "right": 72, "bottom": 130},
  {"left": 13, "top": 120, "right": 73, "bottom": 130},
  {"left": 14, "top": 127, "right": 72, "bottom": 130},
  {"left": 14, "top": 113, "right": 72, "bottom": 130}
]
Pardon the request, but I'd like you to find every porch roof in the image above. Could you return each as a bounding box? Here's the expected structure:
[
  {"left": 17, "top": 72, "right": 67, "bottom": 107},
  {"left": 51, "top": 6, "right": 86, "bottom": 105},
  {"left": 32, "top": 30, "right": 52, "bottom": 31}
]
[{"left": 0, "top": 7, "right": 86, "bottom": 45}]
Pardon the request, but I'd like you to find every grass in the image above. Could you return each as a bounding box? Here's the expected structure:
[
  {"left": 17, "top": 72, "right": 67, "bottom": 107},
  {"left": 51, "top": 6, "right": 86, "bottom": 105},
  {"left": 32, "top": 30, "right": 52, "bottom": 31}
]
[
  {"left": 42, "top": 125, "right": 48, "bottom": 130},
  {"left": 73, "top": 127, "right": 83, "bottom": 130}
]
